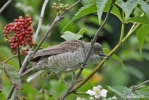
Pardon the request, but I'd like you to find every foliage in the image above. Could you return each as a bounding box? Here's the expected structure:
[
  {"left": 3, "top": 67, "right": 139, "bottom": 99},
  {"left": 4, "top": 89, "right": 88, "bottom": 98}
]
[{"left": 0, "top": 0, "right": 149, "bottom": 100}]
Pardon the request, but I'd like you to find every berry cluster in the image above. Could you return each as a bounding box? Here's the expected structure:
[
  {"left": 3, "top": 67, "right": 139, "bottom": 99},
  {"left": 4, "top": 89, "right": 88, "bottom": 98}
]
[
  {"left": 3, "top": 15, "right": 34, "bottom": 55},
  {"left": 52, "top": 2, "right": 69, "bottom": 14}
]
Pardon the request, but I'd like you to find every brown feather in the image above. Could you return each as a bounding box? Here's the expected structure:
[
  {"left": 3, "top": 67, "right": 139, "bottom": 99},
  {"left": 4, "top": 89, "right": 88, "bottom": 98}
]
[{"left": 29, "top": 40, "right": 84, "bottom": 62}]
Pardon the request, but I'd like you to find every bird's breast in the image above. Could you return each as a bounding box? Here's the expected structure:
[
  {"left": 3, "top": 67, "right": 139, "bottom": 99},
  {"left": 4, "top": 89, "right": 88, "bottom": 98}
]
[{"left": 47, "top": 47, "right": 85, "bottom": 73}]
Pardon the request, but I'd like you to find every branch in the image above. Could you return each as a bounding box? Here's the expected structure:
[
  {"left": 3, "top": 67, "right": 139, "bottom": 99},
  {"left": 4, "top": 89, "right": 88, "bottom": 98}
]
[
  {"left": 19, "top": 0, "right": 49, "bottom": 75},
  {"left": 125, "top": 80, "right": 149, "bottom": 100},
  {"left": 0, "top": 55, "right": 17, "bottom": 66},
  {"left": 7, "top": 0, "right": 82, "bottom": 99},
  {"left": 33, "top": 0, "right": 82, "bottom": 54},
  {"left": 59, "top": 0, "right": 116, "bottom": 100},
  {"left": 33, "top": 0, "right": 49, "bottom": 41},
  {"left": 7, "top": 0, "right": 49, "bottom": 99},
  {"left": 0, "top": 0, "right": 12, "bottom": 14}
]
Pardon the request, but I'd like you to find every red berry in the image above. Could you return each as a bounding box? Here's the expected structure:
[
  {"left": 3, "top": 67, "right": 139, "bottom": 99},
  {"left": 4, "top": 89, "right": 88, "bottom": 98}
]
[
  {"left": 14, "top": 19, "right": 18, "bottom": 22},
  {"left": 14, "top": 43, "right": 18, "bottom": 48},
  {"left": 8, "top": 40, "right": 12, "bottom": 43},
  {"left": 10, "top": 46, "right": 14, "bottom": 49},
  {"left": 13, "top": 51, "right": 17, "bottom": 55},
  {"left": 19, "top": 19, "right": 25, "bottom": 22},
  {"left": 26, "top": 18, "right": 32, "bottom": 22},
  {"left": 16, "top": 31, "right": 20, "bottom": 34},
  {"left": 25, "top": 15, "right": 30, "bottom": 18}
]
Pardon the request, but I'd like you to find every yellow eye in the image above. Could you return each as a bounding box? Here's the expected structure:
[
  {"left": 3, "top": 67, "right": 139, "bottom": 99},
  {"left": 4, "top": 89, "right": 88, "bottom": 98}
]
[{"left": 95, "top": 50, "right": 99, "bottom": 54}]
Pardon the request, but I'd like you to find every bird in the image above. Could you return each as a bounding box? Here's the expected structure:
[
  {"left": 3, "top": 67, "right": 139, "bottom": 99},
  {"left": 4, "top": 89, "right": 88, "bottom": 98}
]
[{"left": 21, "top": 40, "right": 107, "bottom": 83}]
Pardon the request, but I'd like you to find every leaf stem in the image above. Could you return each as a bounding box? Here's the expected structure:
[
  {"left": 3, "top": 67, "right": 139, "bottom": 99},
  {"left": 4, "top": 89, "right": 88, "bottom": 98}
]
[
  {"left": 0, "top": 55, "right": 17, "bottom": 66},
  {"left": 58, "top": 0, "right": 116, "bottom": 99},
  {"left": 17, "top": 46, "right": 21, "bottom": 68},
  {"left": 70, "top": 23, "right": 141, "bottom": 95},
  {"left": 122, "top": 23, "right": 141, "bottom": 43},
  {"left": 119, "top": 22, "right": 125, "bottom": 43}
]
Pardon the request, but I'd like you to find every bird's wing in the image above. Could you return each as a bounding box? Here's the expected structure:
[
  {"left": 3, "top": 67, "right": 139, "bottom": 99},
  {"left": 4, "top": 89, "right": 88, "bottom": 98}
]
[{"left": 29, "top": 40, "right": 84, "bottom": 62}]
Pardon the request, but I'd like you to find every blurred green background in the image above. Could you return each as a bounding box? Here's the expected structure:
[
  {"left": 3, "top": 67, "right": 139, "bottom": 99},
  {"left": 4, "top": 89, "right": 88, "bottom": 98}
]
[{"left": 0, "top": 0, "right": 149, "bottom": 100}]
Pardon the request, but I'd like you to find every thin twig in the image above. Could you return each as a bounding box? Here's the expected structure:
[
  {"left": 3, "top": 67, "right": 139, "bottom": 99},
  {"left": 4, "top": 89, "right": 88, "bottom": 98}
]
[
  {"left": 0, "top": 55, "right": 17, "bottom": 66},
  {"left": 6, "top": 86, "right": 15, "bottom": 100},
  {"left": 0, "top": 0, "right": 12, "bottom": 14},
  {"left": 17, "top": 46, "right": 22, "bottom": 68},
  {"left": 33, "top": 0, "right": 49, "bottom": 41},
  {"left": 6, "top": 0, "right": 49, "bottom": 99},
  {"left": 33, "top": 0, "right": 82, "bottom": 54},
  {"left": 59, "top": 0, "right": 116, "bottom": 100},
  {"left": 33, "top": 17, "right": 60, "bottom": 54},
  {"left": 59, "top": 0, "right": 82, "bottom": 17},
  {"left": 72, "top": 21, "right": 141, "bottom": 96},
  {"left": 125, "top": 80, "right": 149, "bottom": 100},
  {"left": 19, "top": 0, "right": 49, "bottom": 74},
  {"left": 13, "top": 90, "right": 18, "bottom": 100},
  {"left": 7, "top": 0, "right": 82, "bottom": 99}
]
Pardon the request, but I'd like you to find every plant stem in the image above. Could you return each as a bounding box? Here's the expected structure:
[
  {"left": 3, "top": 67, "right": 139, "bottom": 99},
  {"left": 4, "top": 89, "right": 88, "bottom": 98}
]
[
  {"left": 17, "top": 46, "right": 21, "bottom": 68},
  {"left": 122, "top": 23, "right": 141, "bottom": 43},
  {"left": 70, "top": 23, "right": 141, "bottom": 94},
  {"left": 58, "top": 0, "right": 116, "bottom": 99},
  {"left": 119, "top": 22, "right": 125, "bottom": 43},
  {"left": 0, "top": 0, "right": 12, "bottom": 13},
  {"left": 0, "top": 55, "right": 17, "bottom": 66}
]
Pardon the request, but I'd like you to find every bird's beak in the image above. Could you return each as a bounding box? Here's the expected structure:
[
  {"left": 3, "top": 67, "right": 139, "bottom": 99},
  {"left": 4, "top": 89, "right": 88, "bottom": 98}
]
[{"left": 99, "top": 52, "right": 109, "bottom": 59}]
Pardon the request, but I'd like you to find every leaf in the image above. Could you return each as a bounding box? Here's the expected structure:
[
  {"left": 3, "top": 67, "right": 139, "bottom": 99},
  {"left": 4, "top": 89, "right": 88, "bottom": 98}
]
[
  {"left": 62, "top": 1, "right": 122, "bottom": 32},
  {"left": 104, "top": 0, "right": 122, "bottom": 21},
  {"left": 96, "top": 0, "right": 108, "bottom": 24},
  {"left": 136, "top": 24, "right": 149, "bottom": 53},
  {"left": 103, "top": 48, "right": 125, "bottom": 69},
  {"left": 77, "top": 28, "right": 87, "bottom": 35},
  {"left": 139, "top": 0, "right": 149, "bottom": 18},
  {"left": 116, "top": 0, "right": 139, "bottom": 19},
  {"left": 133, "top": 7, "right": 143, "bottom": 17},
  {"left": 136, "top": 86, "right": 149, "bottom": 98},
  {"left": 126, "top": 15, "right": 149, "bottom": 25},
  {"left": 126, "top": 66, "right": 144, "bottom": 80},
  {"left": 3, "top": 64, "right": 22, "bottom": 90},
  {"left": 107, "top": 86, "right": 129, "bottom": 98},
  {"left": 61, "top": 3, "right": 97, "bottom": 33},
  {"left": 61, "top": 31, "right": 83, "bottom": 41},
  {"left": 107, "top": 86, "right": 149, "bottom": 99}
]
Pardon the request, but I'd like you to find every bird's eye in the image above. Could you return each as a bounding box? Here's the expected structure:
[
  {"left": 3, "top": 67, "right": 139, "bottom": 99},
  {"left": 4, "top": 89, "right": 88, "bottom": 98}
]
[{"left": 95, "top": 50, "right": 99, "bottom": 54}]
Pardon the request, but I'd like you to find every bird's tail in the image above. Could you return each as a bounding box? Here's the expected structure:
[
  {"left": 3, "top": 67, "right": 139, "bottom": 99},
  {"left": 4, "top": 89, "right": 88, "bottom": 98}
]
[{"left": 21, "top": 66, "right": 44, "bottom": 83}]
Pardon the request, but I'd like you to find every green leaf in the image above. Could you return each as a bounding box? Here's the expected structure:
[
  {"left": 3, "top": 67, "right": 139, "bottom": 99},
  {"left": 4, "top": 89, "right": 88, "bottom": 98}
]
[
  {"left": 61, "top": 3, "right": 97, "bottom": 33},
  {"left": 104, "top": 0, "right": 122, "bottom": 21},
  {"left": 126, "top": 66, "right": 144, "bottom": 80},
  {"left": 135, "top": 86, "right": 149, "bottom": 98},
  {"left": 61, "top": 31, "right": 83, "bottom": 41},
  {"left": 136, "top": 89, "right": 149, "bottom": 98},
  {"left": 107, "top": 86, "right": 129, "bottom": 98},
  {"left": 62, "top": 1, "right": 122, "bottom": 32},
  {"left": 96, "top": 0, "right": 108, "bottom": 24},
  {"left": 3, "top": 64, "right": 22, "bottom": 90},
  {"left": 139, "top": 0, "right": 149, "bottom": 18},
  {"left": 103, "top": 48, "right": 125, "bottom": 69},
  {"left": 77, "top": 28, "right": 87, "bottom": 35},
  {"left": 133, "top": 7, "right": 143, "bottom": 17},
  {"left": 116, "top": 0, "right": 139, "bottom": 20},
  {"left": 136, "top": 24, "right": 149, "bottom": 53},
  {"left": 126, "top": 15, "right": 149, "bottom": 25}
]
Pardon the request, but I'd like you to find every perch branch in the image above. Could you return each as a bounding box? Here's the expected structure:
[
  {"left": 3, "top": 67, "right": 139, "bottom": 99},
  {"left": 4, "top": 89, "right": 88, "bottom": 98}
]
[{"left": 59, "top": 0, "right": 116, "bottom": 100}]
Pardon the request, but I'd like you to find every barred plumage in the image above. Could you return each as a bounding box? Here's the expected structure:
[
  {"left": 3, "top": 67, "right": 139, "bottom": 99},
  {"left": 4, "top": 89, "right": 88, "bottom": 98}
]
[{"left": 21, "top": 40, "right": 106, "bottom": 82}]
